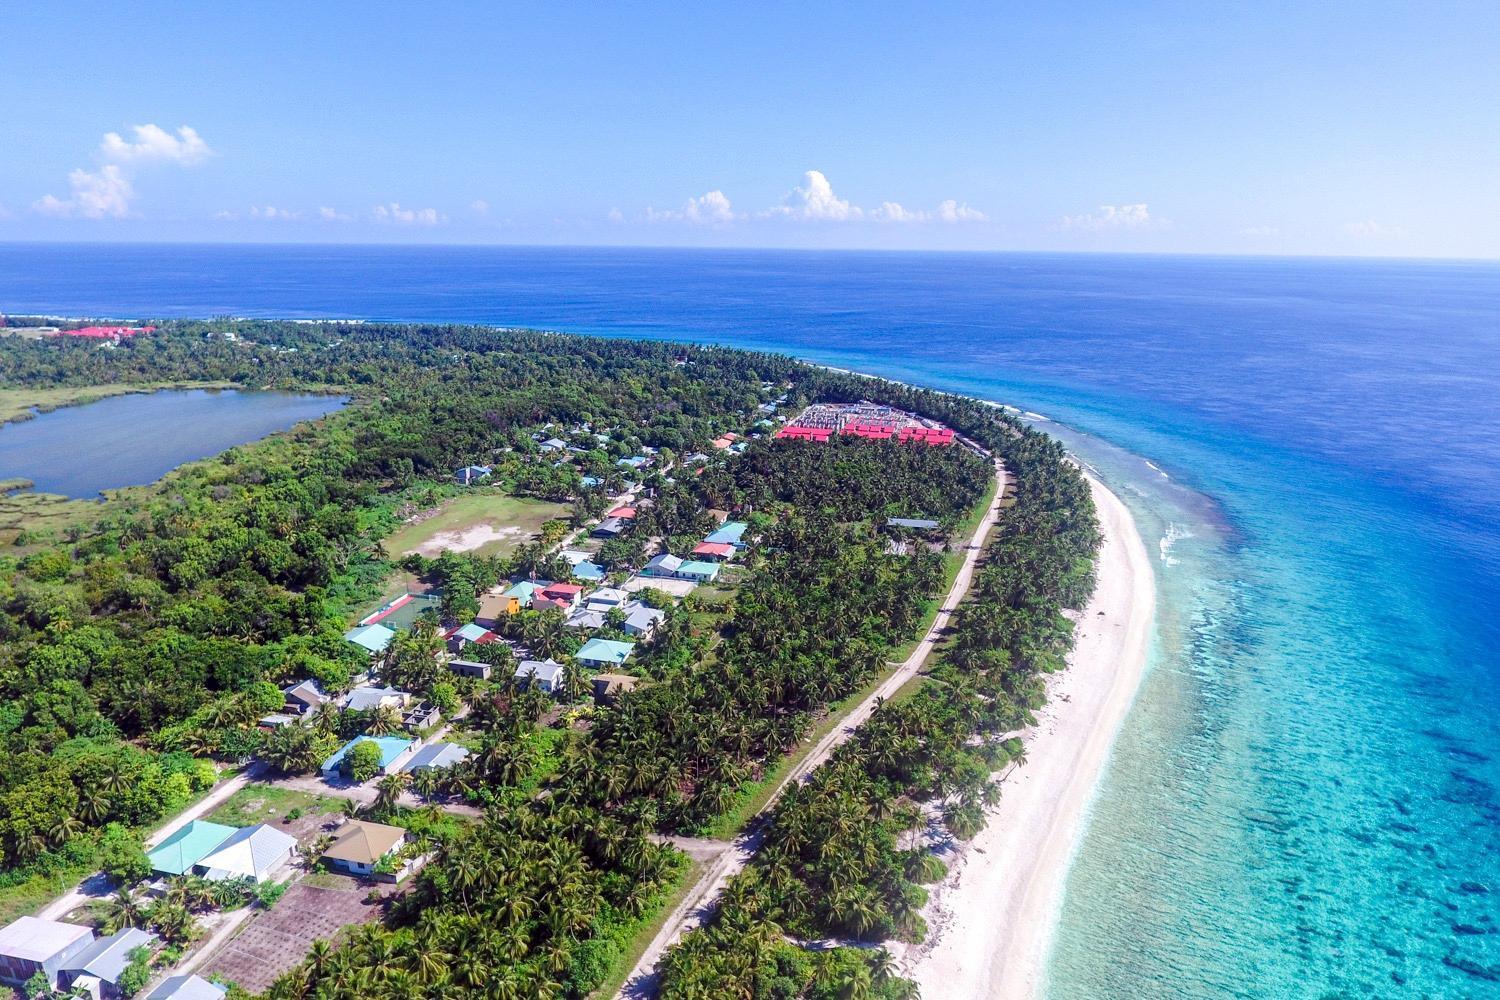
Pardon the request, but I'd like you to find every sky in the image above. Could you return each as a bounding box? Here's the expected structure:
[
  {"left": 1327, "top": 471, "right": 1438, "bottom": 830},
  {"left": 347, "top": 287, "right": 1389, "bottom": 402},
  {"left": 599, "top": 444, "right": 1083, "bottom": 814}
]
[{"left": 1, "top": 2, "right": 1497, "bottom": 257}]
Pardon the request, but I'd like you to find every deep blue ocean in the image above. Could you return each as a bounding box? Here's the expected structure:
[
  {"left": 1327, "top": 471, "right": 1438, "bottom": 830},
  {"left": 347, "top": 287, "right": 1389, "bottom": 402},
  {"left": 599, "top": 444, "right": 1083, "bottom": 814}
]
[{"left": 3, "top": 243, "right": 1499, "bottom": 997}]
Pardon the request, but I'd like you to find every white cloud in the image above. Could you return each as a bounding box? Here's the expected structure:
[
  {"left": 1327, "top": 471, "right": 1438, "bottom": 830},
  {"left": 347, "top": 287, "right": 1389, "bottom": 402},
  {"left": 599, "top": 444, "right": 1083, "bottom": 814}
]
[
  {"left": 766, "top": 170, "right": 862, "bottom": 221},
  {"left": 373, "top": 202, "right": 445, "bottom": 225},
  {"left": 35, "top": 123, "right": 212, "bottom": 220},
  {"left": 645, "top": 189, "right": 738, "bottom": 225},
  {"left": 685, "top": 190, "right": 734, "bottom": 224},
  {"left": 873, "top": 201, "right": 928, "bottom": 223},
  {"left": 318, "top": 206, "right": 351, "bottom": 222},
  {"left": 938, "top": 199, "right": 987, "bottom": 223},
  {"left": 1241, "top": 225, "right": 1280, "bottom": 237},
  {"left": 100, "top": 124, "right": 212, "bottom": 166},
  {"left": 1345, "top": 219, "right": 1406, "bottom": 239},
  {"left": 250, "top": 205, "right": 300, "bottom": 221},
  {"left": 607, "top": 207, "right": 626, "bottom": 224},
  {"left": 470, "top": 199, "right": 491, "bottom": 216},
  {"left": 33, "top": 165, "right": 135, "bottom": 219},
  {"left": 213, "top": 209, "right": 238, "bottom": 221},
  {"left": 1061, "top": 203, "right": 1156, "bottom": 231}
]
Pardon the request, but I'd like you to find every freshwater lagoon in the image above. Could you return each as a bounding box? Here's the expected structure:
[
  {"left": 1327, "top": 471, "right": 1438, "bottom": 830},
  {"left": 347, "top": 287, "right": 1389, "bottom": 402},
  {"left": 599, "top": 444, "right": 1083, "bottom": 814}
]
[{"left": 0, "top": 388, "right": 347, "bottom": 497}]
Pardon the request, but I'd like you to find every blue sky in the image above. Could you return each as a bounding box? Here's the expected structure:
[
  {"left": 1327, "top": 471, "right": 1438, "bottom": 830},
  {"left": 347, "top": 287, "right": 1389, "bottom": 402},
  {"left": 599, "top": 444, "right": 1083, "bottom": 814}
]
[{"left": 2, "top": 2, "right": 1496, "bottom": 256}]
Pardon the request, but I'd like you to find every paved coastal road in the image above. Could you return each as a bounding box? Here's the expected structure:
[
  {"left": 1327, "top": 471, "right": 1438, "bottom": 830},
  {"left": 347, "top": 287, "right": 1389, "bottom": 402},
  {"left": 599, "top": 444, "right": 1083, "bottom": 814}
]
[{"left": 620, "top": 458, "right": 1009, "bottom": 997}]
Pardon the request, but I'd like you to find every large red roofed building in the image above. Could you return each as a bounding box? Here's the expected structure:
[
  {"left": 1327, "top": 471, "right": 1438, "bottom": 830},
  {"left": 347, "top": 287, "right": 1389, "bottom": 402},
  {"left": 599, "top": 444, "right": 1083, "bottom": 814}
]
[{"left": 55, "top": 325, "right": 155, "bottom": 339}]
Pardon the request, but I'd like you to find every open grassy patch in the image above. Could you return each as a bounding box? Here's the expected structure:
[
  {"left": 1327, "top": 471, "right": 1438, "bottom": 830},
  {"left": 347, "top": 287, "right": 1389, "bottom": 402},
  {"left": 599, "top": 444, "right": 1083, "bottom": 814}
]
[
  {"left": 381, "top": 493, "right": 571, "bottom": 558},
  {"left": 206, "top": 784, "right": 345, "bottom": 827}
]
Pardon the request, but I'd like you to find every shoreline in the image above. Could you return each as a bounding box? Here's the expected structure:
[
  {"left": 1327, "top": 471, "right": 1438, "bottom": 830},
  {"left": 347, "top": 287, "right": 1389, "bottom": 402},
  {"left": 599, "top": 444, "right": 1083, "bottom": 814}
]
[{"left": 895, "top": 470, "right": 1156, "bottom": 999}]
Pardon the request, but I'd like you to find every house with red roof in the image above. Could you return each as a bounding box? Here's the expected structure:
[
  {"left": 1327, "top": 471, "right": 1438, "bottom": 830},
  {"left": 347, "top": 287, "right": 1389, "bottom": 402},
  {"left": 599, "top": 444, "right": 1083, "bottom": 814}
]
[
  {"left": 691, "top": 541, "right": 736, "bottom": 561},
  {"left": 537, "top": 583, "right": 584, "bottom": 609}
]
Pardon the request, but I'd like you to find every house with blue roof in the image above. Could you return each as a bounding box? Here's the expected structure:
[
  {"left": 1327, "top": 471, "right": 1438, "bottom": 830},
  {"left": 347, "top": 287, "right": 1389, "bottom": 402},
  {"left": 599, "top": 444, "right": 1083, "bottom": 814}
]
[
  {"left": 576, "top": 638, "right": 636, "bottom": 668},
  {"left": 147, "top": 820, "right": 237, "bottom": 877},
  {"left": 322, "top": 736, "right": 417, "bottom": 779},
  {"left": 705, "top": 521, "right": 748, "bottom": 546},
  {"left": 572, "top": 559, "right": 606, "bottom": 582}
]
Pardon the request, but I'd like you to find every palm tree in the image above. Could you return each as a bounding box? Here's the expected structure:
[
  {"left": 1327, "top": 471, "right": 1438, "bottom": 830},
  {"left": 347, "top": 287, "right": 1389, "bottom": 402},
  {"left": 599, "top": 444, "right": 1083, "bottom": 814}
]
[
  {"left": 374, "top": 772, "right": 411, "bottom": 813},
  {"left": 367, "top": 706, "right": 403, "bottom": 737},
  {"left": 101, "top": 888, "right": 146, "bottom": 932}
]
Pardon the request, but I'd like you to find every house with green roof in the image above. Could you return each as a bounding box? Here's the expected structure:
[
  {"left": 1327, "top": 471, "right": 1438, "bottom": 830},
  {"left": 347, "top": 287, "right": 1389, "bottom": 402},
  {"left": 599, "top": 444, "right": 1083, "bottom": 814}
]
[{"left": 147, "top": 820, "right": 237, "bottom": 877}]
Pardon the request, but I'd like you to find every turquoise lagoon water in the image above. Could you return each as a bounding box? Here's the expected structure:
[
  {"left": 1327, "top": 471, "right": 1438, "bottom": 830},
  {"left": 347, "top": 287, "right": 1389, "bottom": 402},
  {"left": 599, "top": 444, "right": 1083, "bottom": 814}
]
[{"left": 2, "top": 245, "right": 1498, "bottom": 995}]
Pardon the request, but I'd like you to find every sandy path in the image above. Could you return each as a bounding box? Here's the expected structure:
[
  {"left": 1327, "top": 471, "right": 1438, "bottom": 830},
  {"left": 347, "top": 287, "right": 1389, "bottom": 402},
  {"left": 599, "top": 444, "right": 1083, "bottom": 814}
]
[
  {"left": 619, "top": 459, "right": 1008, "bottom": 998},
  {"left": 897, "top": 472, "right": 1155, "bottom": 999}
]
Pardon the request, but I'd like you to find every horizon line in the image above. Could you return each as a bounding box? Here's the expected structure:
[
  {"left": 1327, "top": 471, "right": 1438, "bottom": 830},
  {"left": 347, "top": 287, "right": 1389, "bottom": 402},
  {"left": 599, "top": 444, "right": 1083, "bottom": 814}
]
[{"left": 1, "top": 238, "right": 1497, "bottom": 265}]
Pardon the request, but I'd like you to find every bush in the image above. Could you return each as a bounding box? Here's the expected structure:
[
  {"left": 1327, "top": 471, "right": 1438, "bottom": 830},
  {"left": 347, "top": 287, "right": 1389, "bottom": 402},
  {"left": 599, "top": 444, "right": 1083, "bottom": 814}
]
[{"left": 343, "top": 740, "right": 383, "bottom": 783}]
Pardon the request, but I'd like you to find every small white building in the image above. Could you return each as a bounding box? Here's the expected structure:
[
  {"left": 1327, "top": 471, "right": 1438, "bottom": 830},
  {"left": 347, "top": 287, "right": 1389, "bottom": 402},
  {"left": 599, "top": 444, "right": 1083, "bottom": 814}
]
[{"left": 514, "top": 659, "right": 567, "bottom": 693}]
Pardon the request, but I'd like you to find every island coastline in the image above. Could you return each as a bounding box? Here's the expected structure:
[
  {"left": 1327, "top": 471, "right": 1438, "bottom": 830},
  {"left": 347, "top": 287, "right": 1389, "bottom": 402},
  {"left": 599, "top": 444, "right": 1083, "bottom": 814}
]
[{"left": 896, "top": 469, "right": 1156, "bottom": 999}]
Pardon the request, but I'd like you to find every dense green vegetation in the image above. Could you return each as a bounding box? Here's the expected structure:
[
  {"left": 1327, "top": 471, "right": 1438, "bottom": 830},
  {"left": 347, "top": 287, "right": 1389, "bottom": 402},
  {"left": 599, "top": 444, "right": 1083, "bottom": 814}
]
[
  {"left": 656, "top": 416, "right": 1100, "bottom": 999},
  {"left": 0, "top": 320, "right": 1096, "bottom": 998}
]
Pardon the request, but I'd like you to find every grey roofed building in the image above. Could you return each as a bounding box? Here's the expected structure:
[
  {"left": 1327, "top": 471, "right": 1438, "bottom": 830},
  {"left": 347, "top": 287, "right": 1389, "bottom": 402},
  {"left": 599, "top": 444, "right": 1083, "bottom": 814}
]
[
  {"left": 403, "top": 742, "right": 471, "bottom": 772},
  {"left": 145, "top": 974, "right": 227, "bottom": 1000},
  {"left": 447, "top": 658, "right": 491, "bottom": 680},
  {"left": 0, "top": 916, "right": 95, "bottom": 988},
  {"left": 345, "top": 686, "right": 409, "bottom": 713},
  {"left": 622, "top": 604, "right": 666, "bottom": 637},
  {"left": 61, "top": 927, "right": 157, "bottom": 994},
  {"left": 584, "top": 586, "right": 630, "bottom": 610},
  {"left": 515, "top": 658, "right": 567, "bottom": 692},
  {"left": 886, "top": 517, "right": 942, "bottom": 530},
  {"left": 565, "top": 607, "right": 607, "bottom": 630},
  {"left": 282, "top": 680, "right": 325, "bottom": 715},
  {"left": 591, "top": 517, "right": 626, "bottom": 538}
]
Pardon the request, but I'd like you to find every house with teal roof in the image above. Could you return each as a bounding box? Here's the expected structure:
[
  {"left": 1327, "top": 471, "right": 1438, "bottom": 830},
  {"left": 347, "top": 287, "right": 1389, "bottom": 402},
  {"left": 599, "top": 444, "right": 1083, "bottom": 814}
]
[
  {"left": 705, "top": 521, "right": 748, "bottom": 546},
  {"left": 343, "top": 623, "right": 396, "bottom": 655},
  {"left": 147, "top": 820, "right": 237, "bottom": 876},
  {"left": 321, "top": 736, "right": 416, "bottom": 779},
  {"left": 576, "top": 638, "right": 636, "bottom": 668}
]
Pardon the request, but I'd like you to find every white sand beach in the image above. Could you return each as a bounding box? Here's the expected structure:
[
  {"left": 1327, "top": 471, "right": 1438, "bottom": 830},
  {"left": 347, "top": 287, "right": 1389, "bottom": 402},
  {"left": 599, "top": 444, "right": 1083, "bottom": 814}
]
[{"left": 898, "top": 472, "right": 1156, "bottom": 999}]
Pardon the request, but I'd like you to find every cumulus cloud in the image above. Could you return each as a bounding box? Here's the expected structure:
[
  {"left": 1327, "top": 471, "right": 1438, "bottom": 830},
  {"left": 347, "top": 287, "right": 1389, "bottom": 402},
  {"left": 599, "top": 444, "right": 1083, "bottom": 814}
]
[
  {"left": 373, "top": 202, "right": 445, "bottom": 225},
  {"left": 607, "top": 207, "right": 626, "bottom": 224},
  {"left": 938, "top": 199, "right": 986, "bottom": 223},
  {"left": 34, "top": 165, "right": 135, "bottom": 219},
  {"left": 250, "top": 205, "right": 300, "bottom": 220},
  {"left": 470, "top": 199, "right": 491, "bottom": 216},
  {"left": 318, "top": 206, "right": 351, "bottom": 221},
  {"left": 644, "top": 189, "right": 737, "bottom": 225},
  {"left": 35, "top": 123, "right": 212, "bottom": 220},
  {"left": 1345, "top": 219, "right": 1406, "bottom": 239},
  {"left": 872, "top": 201, "right": 928, "bottom": 223},
  {"left": 1061, "top": 203, "right": 1155, "bottom": 231},
  {"left": 100, "top": 124, "right": 213, "bottom": 165},
  {"left": 765, "top": 170, "right": 862, "bottom": 221}
]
